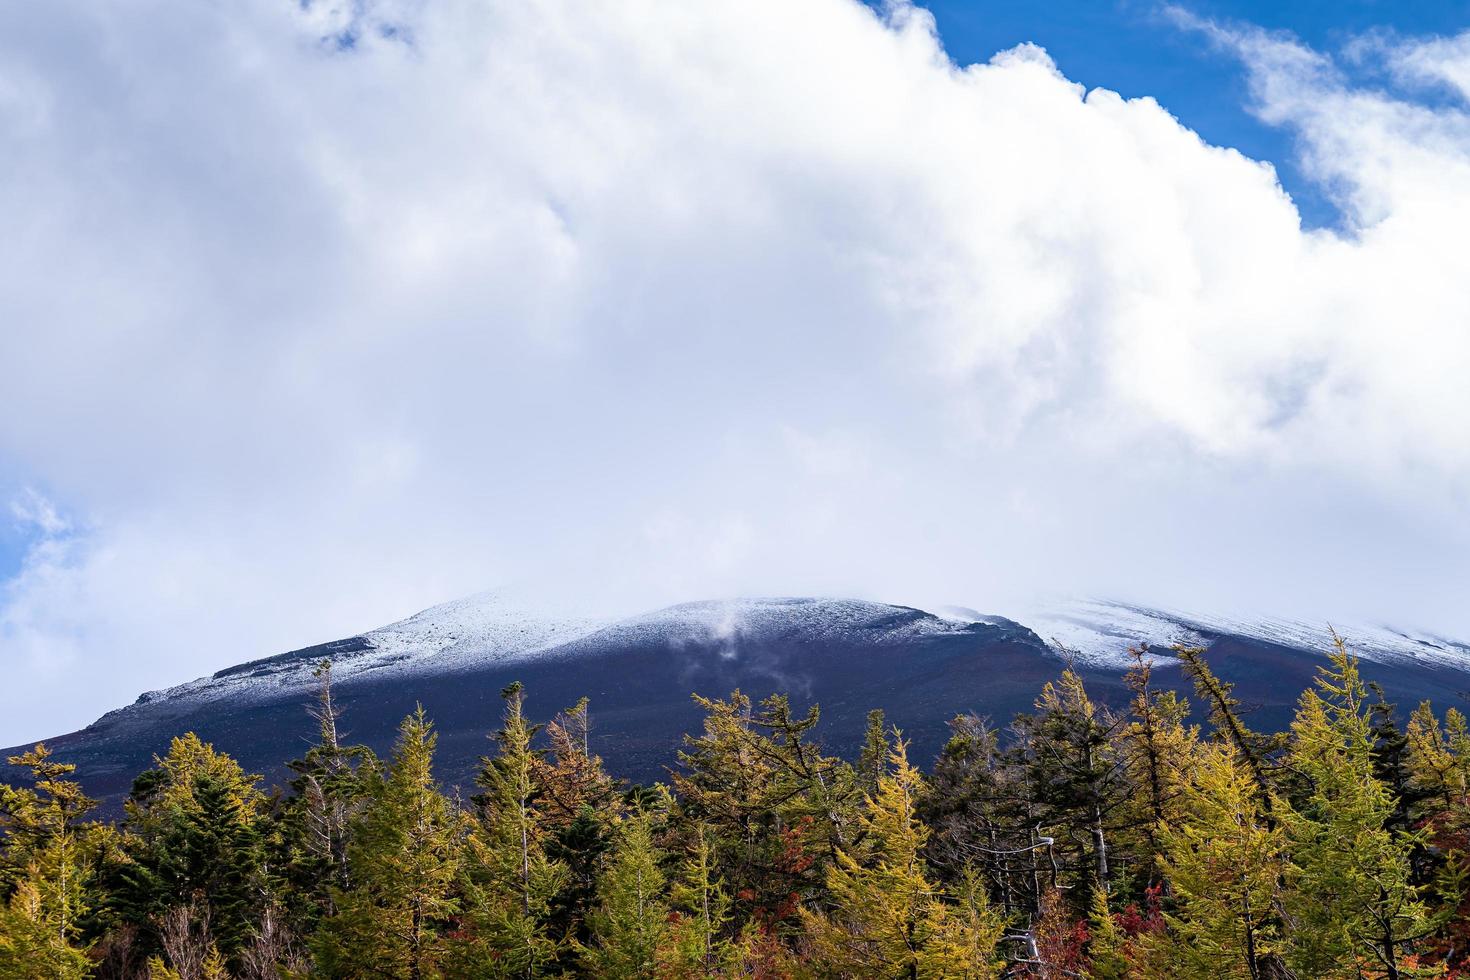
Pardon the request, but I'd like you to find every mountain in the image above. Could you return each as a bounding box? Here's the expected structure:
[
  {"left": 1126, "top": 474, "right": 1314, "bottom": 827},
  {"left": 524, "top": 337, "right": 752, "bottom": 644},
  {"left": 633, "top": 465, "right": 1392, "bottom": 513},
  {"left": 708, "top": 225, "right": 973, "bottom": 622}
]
[{"left": 10, "top": 594, "right": 1470, "bottom": 811}]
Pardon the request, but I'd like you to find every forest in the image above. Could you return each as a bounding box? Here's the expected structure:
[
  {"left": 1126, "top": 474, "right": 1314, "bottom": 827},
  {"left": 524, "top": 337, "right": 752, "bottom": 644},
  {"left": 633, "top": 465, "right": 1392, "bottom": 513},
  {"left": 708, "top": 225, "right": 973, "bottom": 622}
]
[{"left": 3, "top": 639, "right": 1469, "bottom": 978}]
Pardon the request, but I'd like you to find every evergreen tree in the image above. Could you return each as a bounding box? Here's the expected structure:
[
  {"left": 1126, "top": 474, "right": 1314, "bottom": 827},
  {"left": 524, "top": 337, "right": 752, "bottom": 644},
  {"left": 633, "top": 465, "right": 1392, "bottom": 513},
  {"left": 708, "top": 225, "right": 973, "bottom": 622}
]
[
  {"left": 1085, "top": 887, "right": 1131, "bottom": 980},
  {"left": 804, "top": 737, "right": 1005, "bottom": 978},
  {"left": 0, "top": 833, "right": 94, "bottom": 979},
  {"left": 663, "top": 822, "right": 741, "bottom": 976},
  {"left": 921, "top": 714, "right": 1041, "bottom": 918},
  {"left": 531, "top": 696, "right": 619, "bottom": 943},
  {"left": 453, "top": 683, "right": 566, "bottom": 977},
  {"left": 1403, "top": 701, "right": 1470, "bottom": 814},
  {"left": 0, "top": 743, "right": 103, "bottom": 975},
  {"left": 110, "top": 735, "right": 266, "bottom": 966},
  {"left": 1174, "top": 645, "right": 1285, "bottom": 812},
  {"left": 1402, "top": 701, "right": 1470, "bottom": 970},
  {"left": 1144, "top": 742, "right": 1286, "bottom": 979},
  {"left": 1, "top": 745, "right": 98, "bottom": 882},
  {"left": 856, "top": 709, "right": 889, "bottom": 798},
  {"left": 1010, "top": 670, "right": 1129, "bottom": 900},
  {"left": 1117, "top": 648, "right": 1196, "bottom": 893},
  {"left": 280, "top": 661, "right": 381, "bottom": 927},
  {"left": 533, "top": 697, "right": 619, "bottom": 827},
  {"left": 581, "top": 808, "right": 671, "bottom": 978},
  {"left": 316, "top": 706, "right": 462, "bottom": 979},
  {"left": 1281, "top": 644, "right": 1440, "bottom": 979},
  {"left": 673, "top": 691, "right": 835, "bottom": 924}
]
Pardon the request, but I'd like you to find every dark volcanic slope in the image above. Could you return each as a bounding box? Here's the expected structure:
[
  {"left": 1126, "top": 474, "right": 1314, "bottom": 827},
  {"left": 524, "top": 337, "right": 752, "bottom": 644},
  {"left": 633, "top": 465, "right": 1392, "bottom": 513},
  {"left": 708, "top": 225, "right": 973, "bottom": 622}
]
[{"left": 10, "top": 597, "right": 1470, "bottom": 812}]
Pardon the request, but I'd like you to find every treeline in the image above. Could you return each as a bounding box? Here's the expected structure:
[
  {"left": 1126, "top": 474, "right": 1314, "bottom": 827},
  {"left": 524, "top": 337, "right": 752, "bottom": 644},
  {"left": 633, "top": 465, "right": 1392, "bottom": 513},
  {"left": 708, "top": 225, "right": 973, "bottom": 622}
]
[{"left": 3, "top": 641, "right": 1470, "bottom": 978}]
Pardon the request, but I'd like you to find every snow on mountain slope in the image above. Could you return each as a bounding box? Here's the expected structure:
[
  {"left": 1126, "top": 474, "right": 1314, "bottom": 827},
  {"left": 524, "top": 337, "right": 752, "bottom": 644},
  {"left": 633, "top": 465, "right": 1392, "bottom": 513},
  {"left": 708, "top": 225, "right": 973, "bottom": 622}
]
[
  {"left": 551, "top": 597, "right": 985, "bottom": 660},
  {"left": 1009, "top": 598, "right": 1470, "bottom": 671},
  {"left": 113, "top": 592, "right": 609, "bottom": 717},
  {"left": 110, "top": 596, "right": 1005, "bottom": 719},
  {"left": 105, "top": 592, "right": 1470, "bottom": 726},
  {"left": 355, "top": 592, "right": 606, "bottom": 674}
]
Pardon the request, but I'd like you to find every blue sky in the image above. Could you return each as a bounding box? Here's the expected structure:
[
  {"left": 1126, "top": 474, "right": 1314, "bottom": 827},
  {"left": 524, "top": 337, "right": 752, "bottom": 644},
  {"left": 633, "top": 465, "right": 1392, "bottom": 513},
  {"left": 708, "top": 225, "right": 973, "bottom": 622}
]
[
  {"left": 917, "top": 0, "right": 1470, "bottom": 227},
  {"left": 2, "top": 0, "right": 1469, "bottom": 744}
]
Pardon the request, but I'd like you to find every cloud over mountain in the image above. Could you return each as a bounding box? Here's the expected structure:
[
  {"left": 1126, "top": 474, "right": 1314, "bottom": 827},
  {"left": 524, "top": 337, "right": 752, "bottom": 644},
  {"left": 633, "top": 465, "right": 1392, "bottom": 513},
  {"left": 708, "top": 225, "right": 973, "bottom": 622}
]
[{"left": 1, "top": 0, "right": 1468, "bottom": 743}]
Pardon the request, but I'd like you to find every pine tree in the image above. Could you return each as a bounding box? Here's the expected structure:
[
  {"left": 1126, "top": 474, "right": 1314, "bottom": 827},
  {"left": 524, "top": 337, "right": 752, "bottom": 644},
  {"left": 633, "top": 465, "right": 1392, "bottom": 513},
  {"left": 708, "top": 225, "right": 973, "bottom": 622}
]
[
  {"left": 1011, "top": 670, "right": 1129, "bottom": 900},
  {"left": 856, "top": 709, "right": 889, "bottom": 798},
  {"left": 109, "top": 735, "right": 266, "bottom": 967},
  {"left": 922, "top": 865, "right": 1007, "bottom": 980},
  {"left": 1, "top": 745, "right": 98, "bottom": 879},
  {"left": 581, "top": 808, "right": 671, "bottom": 978},
  {"left": 532, "top": 696, "right": 619, "bottom": 944},
  {"left": 921, "top": 714, "right": 1040, "bottom": 918},
  {"left": 1403, "top": 701, "right": 1470, "bottom": 814},
  {"left": 1144, "top": 742, "right": 1286, "bottom": 979},
  {"left": 1173, "top": 645, "right": 1285, "bottom": 812},
  {"left": 673, "top": 691, "right": 829, "bottom": 924},
  {"left": 1118, "top": 647, "right": 1196, "bottom": 892},
  {"left": 533, "top": 697, "right": 619, "bottom": 828},
  {"left": 1085, "top": 887, "right": 1131, "bottom": 980},
  {"left": 663, "top": 822, "right": 741, "bottom": 976},
  {"left": 804, "top": 737, "right": 1005, "bottom": 978},
  {"left": 0, "top": 833, "right": 94, "bottom": 979},
  {"left": 0, "top": 743, "right": 101, "bottom": 976},
  {"left": 1281, "top": 643, "right": 1439, "bottom": 979},
  {"left": 452, "top": 683, "right": 566, "bottom": 977},
  {"left": 1402, "top": 701, "right": 1470, "bottom": 970},
  {"left": 316, "top": 706, "right": 462, "bottom": 980},
  {"left": 749, "top": 694, "right": 860, "bottom": 866},
  {"left": 281, "top": 660, "right": 381, "bottom": 926}
]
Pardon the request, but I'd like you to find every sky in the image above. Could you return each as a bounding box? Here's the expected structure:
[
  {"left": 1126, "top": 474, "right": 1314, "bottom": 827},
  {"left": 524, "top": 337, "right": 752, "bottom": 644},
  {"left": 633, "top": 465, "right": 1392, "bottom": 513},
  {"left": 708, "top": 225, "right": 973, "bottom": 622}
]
[{"left": 2, "top": 0, "right": 1470, "bottom": 745}]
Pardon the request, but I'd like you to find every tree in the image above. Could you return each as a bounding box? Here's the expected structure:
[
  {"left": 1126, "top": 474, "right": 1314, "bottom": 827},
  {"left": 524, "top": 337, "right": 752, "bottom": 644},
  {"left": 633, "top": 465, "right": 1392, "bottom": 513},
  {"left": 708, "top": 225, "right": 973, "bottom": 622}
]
[
  {"left": 1011, "top": 670, "right": 1129, "bottom": 900},
  {"left": 1144, "top": 742, "right": 1286, "bottom": 979},
  {"left": 0, "top": 835, "right": 94, "bottom": 979},
  {"left": 581, "top": 808, "right": 671, "bottom": 978},
  {"left": 110, "top": 735, "right": 266, "bottom": 966},
  {"left": 280, "top": 661, "right": 381, "bottom": 925},
  {"left": 1173, "top": 645, "right": 1284, "bottom": 814},
  {"left": 1, "top": 745, "right": 98, "bottom": 881},
  {"left": 532, "top": 696, "right": 619, "bottom": 945},
  {"left": 856, "top": 709, "right": 889, "bottom": 798},
  {"left": 452, "top": 683, "right": 566, "bottom": 977},
  {"left": 1403, "top": 701, "right": 1470, "bottom": 815},
  {"left": 316, "top": 706, "right": 462, "bottom": 979},
  {"left": 673, "top": 691, "right": 836, "bottom": 925},
  {"left": 1281, "top": 644, "right": 1440, "bottom": 979},
  {"left": 1117, "top": 648, "right": 1196, "bottom": 893},
  {"left": 533, "top": 697, "right": 619, "bottom": 828},
  {"left": 0, "top": 744, "right": 100, "bottom": 975},
  {"left": 804, "top": 737, "right": 1006, "bottom": 978},
  {"left": 1402, "top": 701, "right": 1470, "bottom": 971},
  {"left": 663, "top": 822, "right": 741, "bottom": 976},
  {"left": 921, "top": 714, "right": 1041, "bottom": 918}
]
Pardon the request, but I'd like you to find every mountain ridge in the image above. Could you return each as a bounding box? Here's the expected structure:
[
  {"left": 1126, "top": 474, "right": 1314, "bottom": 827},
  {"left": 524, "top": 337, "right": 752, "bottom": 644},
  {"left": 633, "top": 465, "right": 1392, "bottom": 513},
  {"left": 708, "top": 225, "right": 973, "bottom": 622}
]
[{"left": 15, "top": 593, "right": 1470, "bottom": 813}]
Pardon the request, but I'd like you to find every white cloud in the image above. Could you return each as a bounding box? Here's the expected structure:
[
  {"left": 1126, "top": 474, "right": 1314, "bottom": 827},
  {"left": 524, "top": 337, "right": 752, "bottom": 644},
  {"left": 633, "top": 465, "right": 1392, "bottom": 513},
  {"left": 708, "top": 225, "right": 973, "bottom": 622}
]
[
  {"left": 0, "top": 0, "right": 1468, "bottom": 743},
  {"left": 10, "top": 489, "right": 69, "bottom": 537}
]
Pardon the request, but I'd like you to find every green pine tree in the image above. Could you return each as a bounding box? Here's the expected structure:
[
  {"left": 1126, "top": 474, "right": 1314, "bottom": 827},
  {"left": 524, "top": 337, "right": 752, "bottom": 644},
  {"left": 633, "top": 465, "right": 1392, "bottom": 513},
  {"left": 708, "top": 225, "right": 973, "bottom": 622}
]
[
  {"left": 1280, "top": 644, "right": 1441, "bottom": 979},
  {"left": 109, "top": 735, "right": 266, "bottom": 966},
  {"left": 0, "top": 833, "right": 95, "bottom": 979},
  {"left": 804, "top": 737, "right": 1006, "bottom": 978},
  {"left": 663, "top": 822, "right": 741, "bottom": 976},
  {"left": 316, "top": 706, "right": 463, "bottom": 979},
  {"left": 581, "top": 808, "right": 671, "bottom": 978},
  {"left": 1144, "top": 742, "right": 1286, "bottom": 979},
  {"left": 452, "top": 683, "right": 566, "bottom": 977}
]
